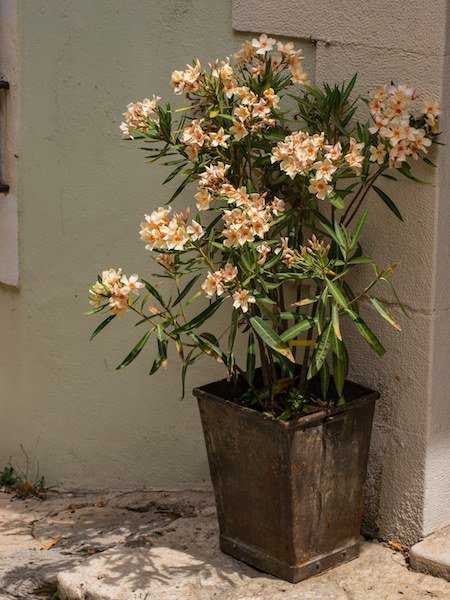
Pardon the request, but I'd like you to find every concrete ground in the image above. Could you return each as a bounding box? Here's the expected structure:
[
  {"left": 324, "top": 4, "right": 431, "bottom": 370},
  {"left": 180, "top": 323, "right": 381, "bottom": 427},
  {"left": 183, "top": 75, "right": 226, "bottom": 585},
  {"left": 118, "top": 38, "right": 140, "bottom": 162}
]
[{"left": 0, "top": 489, "right": 449, "bottom": 600}]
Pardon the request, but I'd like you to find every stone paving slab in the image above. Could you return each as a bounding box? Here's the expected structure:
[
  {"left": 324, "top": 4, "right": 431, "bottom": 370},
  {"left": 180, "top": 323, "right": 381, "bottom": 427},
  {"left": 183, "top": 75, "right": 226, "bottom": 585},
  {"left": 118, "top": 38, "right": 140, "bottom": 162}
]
[
  {"left": 410, "top": 524, "right": 450, "bottom": 581},
  {"left": 56, "top": 513, "right": 450, "bottom": 600},
  {"left": 0, "top": 489, "right": 449, "bottom": 599}
]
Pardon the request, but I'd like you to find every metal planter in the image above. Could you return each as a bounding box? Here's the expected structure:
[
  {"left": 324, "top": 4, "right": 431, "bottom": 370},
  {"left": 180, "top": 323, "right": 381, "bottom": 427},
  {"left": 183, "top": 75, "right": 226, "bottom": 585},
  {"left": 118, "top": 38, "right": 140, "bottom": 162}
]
[{"left": 194, "top": 377, "right": 378, "bottom": 583}]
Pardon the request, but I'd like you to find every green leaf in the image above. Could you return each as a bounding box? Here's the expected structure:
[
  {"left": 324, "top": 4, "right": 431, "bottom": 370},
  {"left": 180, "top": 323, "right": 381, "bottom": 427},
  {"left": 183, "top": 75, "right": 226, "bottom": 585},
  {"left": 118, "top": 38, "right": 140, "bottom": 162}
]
[
  {"left": 192, "top": 333, "right": 228, "bottom": 365},
  {"left": 381, "top": 173, "right": 398, "bottom": 181},
  {"left": 334, "top": 220, "right": 347, "bottom": 251},
  {"left": 180, "top": 349, "right": 198, "bottom": 399},
  {"left": 423, "top": 156, "right": 437, "bottom": 168},
  {"left": 320, "top": 360, "right": 330, "bottom": 400},
  {"left": 116, "top": 330, "right": 152, "bottom": 370},
  {"left": 172, "top": 275, "right": 200, "bottom": 307},
  {"left": 246, "top": 333, "right": 256, "bottom": 384},
  {"left": 398, "top": 162, "right": 428, "bottom": 184},
  {"left": 351, "top": 208, "right": 368, "bottom": 248},
  {"left": 166, "top": 172, "right": 193, "bottom": 204},
  {"left": 350, "top": 313, "right": 386, "bottom": 356},
  {"left": 331, "top": 304, "right": 342, "bottom": 340},
  {"left": 228, "top": 309, "right": 239, "bottom": 356},
  {"left": 332, "top": 334, "right": 348, "bottom": 397},
  {"left": 348, "top": 256, "right": 374, "bottom": 265},
  {"left": 330, "top": 194, "right": 345, "bottom": 209},
  {"left": 85, "top": 303, "right": 108, "bottom": 316},
  {"left": 90, "top": 314, "right": 116, "bottom": 340},
  {"left": 172, "top": 297, "right": 224, "bottom": 334},
  {"left": 314, "top": 322, "right": 332, "bottom": 373},
  {"left": 280, "top": 318, "right": 314, "bottom": 342},
  {"left": 372, "top": 186, "right": 403, "bottom": 221},
  {"left": 326, "top": 279, "right": 349, "bottom": 309},
  {"left": 142, "top": 279, "right": 164, "bottom": 306},
  {"left": 250, "top": 316, "right": 295, "bottom": 362},
  {"left": 370, "top": 297, "right": 401, "bottom": 331}
]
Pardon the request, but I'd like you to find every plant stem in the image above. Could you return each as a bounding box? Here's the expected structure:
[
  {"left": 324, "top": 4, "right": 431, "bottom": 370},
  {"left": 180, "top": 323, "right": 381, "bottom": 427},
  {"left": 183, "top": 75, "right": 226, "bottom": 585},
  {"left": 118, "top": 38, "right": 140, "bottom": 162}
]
[{"left": 341, "top": 167, "right": 384, "bottom": 226}]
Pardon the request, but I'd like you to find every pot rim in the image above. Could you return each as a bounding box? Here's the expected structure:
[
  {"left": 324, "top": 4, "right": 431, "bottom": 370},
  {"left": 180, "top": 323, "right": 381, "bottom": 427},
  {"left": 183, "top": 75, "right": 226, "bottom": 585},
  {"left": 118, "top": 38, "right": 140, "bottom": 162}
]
[{"left": 193, "top": 376, "right": 379, "bottom": 431}]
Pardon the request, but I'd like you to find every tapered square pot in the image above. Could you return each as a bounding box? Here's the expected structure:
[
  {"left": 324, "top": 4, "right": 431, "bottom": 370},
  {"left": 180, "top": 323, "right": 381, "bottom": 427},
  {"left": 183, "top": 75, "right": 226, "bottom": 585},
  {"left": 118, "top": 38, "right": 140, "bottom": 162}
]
[{"left": 193, "top": 377, "right": 378, "bottom": 583}]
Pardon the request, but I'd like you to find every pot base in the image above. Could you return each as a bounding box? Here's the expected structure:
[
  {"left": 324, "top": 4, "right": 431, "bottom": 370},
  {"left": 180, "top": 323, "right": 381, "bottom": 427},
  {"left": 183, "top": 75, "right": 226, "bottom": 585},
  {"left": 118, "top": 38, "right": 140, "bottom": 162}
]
[{"left": 220, "top": 534, "right": 360, "bottom": 583}]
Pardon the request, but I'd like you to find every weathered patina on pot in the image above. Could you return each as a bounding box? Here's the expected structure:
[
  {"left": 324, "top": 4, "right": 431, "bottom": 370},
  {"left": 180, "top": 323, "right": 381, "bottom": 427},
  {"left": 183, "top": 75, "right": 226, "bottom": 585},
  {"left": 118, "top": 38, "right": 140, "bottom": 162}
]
[{"left": 194, "top": 377, "right": 378, "bottom": 583}]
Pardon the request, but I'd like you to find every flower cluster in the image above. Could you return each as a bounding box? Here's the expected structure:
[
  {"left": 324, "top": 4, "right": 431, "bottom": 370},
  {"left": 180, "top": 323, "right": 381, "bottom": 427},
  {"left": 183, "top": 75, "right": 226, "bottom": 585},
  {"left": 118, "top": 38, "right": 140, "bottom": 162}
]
[
  {"left": 139, "top": 207, "right": 204, "bottom": 251},
  {"left": 119, "top": 96, "right": 161, "bottom": 139},
  {"left": 181, "top": 120, "right": 231, "bottom": 161},
  {"left": 171, "top": 59, "right": 202, "bottom": 95},
  {"left": 234, "top": 34, "right": 308, "bottom": 85},
  {"left": 201, "top": 263, "right": 238, "bottom": 297},
  {"left": 221, "top": 188, "right": 283, "bottom": 248},
  {"left": 271, "top": 132, "right": 347, "bottom": 199},
  {"left": 89, "top": 269, "right": 144, "bottom": 316},
  {"left": 231, "top": 85, "right": 278, "bottom": 134},
  {"left": 210, "top": 58, "right": 238, "bottom": 98},
  {"left": 368, "top": 84, "right": 438, "bottom": 167}
]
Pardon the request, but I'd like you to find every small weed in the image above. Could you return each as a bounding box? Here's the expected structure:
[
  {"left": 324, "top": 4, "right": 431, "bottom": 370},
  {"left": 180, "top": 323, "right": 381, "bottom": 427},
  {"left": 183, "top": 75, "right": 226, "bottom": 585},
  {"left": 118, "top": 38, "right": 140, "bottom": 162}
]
[
  {"left": 0, "top": 445, "right": 50, "bottom": 499},
  {"left": 0, "top": 464, "right": 19, "bottom": 487}
]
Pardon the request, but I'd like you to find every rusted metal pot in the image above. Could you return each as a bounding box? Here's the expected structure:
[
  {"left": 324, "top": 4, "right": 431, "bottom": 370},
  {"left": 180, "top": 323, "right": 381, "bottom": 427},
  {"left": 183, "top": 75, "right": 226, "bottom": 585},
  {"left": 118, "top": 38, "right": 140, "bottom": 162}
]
[{"left": 193, "top": 376, "right": 378, "bottom": 583}]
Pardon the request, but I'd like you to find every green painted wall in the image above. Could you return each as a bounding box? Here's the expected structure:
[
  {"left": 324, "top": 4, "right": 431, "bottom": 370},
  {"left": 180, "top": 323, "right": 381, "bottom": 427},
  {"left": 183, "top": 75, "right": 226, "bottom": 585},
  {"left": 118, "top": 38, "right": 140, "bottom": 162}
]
[{"left": 0, "top": 0, "right": 314, "bottom": 489}]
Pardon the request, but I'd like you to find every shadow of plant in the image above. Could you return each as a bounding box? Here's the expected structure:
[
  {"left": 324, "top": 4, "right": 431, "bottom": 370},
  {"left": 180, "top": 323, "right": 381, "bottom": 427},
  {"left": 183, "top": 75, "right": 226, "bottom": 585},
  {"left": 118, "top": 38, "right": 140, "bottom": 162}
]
[{"left": 0, "top": 489, "right": 270, "bottom": 599}]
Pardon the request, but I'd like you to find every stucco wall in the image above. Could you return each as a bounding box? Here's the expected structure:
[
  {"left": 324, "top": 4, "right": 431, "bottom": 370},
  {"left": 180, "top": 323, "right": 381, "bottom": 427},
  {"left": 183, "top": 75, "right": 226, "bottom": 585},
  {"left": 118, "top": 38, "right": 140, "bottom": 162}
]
[
  {"left": 232, "top": 0, "right": 450, "bottom": 544},
  {"left": 0, "top": 1, "right": 313, "bottom": 490}
]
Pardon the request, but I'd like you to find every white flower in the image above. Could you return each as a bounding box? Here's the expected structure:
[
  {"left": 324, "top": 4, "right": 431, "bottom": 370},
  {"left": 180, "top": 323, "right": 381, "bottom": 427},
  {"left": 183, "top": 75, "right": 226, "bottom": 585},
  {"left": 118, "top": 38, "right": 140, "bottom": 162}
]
[
  {"left": 222, "top": 263, "right": 238, "bottom": 282},
  {"left": 230, "top": 122, "right": 248, "bottom": 140},
  {"left": 187, "top": 220, "right": 204, "bottom": 241},
  {"left": 202, "top": 272, "right": 224, "bottom": 297},
  {"left": 313, "top": 159, "right": 337, "bottom": 182},
  {"left": 234, "top": 105, "right": 251, "bottom": 122},
  {"left": 232, "top": 289, "right": 256, "bottom": 313},
  {"left": 252, "top": 34, "right": 276, "bottom": 55},
  {"left": 121, "top": 274, "right": 144, "bottom": 295},
  {"left": 256, "top": 242, "right": 271, "bottom": 265},
  {"left": 195, "top": 188, "right": 212, "bottom": 211},
  {"left": 252, "top": 100, "right": 271, "bottom": 119},
  {"left": 101, "top": 268, "right": 122, "bottom": 291},
  {"left": 209, "top": 127, "right": 230, "bottom": 148},
  {"left": 324, "top": 142, "right": 342, "bottom": 161},
  {"left": 270, "top": 197, "right": 285, "bottom": 215},
  {"left": 423, "top": 99, "right": 440, "bottom": 117},
  {"left": 369, "top": 144, "right": 387, "bottom": 165},
  {"left": 308, "top": 178, "right": 332, "bottom": 200},
  {"left": 171, "top": 59, "right": 202, "bottom": 95}
]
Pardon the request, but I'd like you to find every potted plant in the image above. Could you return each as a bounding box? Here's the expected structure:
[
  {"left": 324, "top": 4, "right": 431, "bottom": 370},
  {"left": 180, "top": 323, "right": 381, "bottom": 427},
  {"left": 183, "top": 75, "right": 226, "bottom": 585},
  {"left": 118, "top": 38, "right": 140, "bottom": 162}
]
[{"left": 87, "top": 34, "right": 440, "bottom": 582}]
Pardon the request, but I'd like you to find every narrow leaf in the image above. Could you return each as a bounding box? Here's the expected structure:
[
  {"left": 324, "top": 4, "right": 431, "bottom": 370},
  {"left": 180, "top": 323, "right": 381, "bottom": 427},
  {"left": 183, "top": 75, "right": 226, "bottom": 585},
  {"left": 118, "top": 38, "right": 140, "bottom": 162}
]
[
  {"left": 116, "top": 330, "right": 151, "bottom": 370},
  {"left": 90, "top": 314, "right": 116, "bottom": 340},
  {"left": 350, "top": 313, "right": 386, "bottom": 356},
  {"left": 246, "top": 333, "right": 256, "bottom": 384},
  {"left": 326, "top": 279, "right": 349, "bottom": 309},
  {"left": 351, "top": 208, "right": 368, "bottom": 248},
  {"left": 373, "top": 185, "right": 403, "bottom": 221},
  {"left": 172, "top": 298, "right": 224, "bottom": 334},
  {"left": 250, "top": 316, "right": 295, "bottom": 362},
  {"left": 370, "top": 297, "right": 401, "bottom": 331},
  {"left": 172, "top": 275, "right": 200, "bottom": 307},
  {"left": 142, "top": 279, "right": 164, "bottom": 306},
  {"left": 280, "top": 318, "right": 314, "bottom": 342},
  {"left": 331, "top": 304, "right": 342, "bottom": 340}
]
